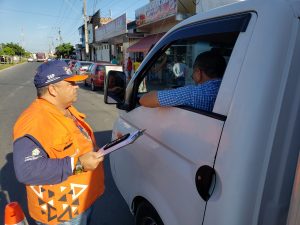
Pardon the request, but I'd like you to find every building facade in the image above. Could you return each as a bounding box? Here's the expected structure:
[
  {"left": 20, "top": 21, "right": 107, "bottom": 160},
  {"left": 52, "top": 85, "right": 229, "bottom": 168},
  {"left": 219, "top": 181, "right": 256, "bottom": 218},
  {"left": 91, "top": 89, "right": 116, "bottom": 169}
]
[
  {"left": 127, "top": 0, "right": 195, "bottom": 62},
  {"left": 77, "top": 0, "right": 202, "bottom": 64}
]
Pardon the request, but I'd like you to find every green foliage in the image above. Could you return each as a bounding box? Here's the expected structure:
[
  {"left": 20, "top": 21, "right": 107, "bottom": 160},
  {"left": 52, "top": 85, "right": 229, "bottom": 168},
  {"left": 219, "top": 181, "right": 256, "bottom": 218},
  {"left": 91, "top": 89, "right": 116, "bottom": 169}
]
[
  {"left": 0, "top": 42, "right": 26, "bottom": 56},
  {"left": 0, "top": 46, "right": 15, "bottom": 56},
  {"left": 55, "top": 43, "right": 75, "bottom": 58},
  {"left": 23, "top": 51, "right": 31, "bottom": 57}
]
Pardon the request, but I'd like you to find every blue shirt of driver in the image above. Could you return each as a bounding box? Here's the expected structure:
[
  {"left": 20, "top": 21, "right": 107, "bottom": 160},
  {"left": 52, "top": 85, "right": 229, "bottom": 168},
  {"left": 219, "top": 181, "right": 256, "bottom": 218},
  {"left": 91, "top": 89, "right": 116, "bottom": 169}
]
[{"left": 157, "top": 79, "right": 222, "bottom": 112}]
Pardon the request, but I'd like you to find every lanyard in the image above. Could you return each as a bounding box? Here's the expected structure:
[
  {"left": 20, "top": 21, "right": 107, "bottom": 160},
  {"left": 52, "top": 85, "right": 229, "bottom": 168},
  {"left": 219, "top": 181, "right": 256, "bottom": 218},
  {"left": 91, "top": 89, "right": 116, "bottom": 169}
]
[{"left": 71, "top": 115, "right": 92, "bottom": 142}]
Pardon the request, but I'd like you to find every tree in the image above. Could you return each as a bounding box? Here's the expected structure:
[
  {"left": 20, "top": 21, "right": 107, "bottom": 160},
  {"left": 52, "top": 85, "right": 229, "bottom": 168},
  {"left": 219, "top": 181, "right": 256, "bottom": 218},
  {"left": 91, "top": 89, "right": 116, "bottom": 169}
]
[
  {"left": 5, "top": 43, "right": 26, "bottom": 56},
  {"left": 23, "top": 51, "right": 31, "bottom": 58},
  {"left": 55, "top": 43, "right": 75, "bottom": 58},
  {"left": 0, "top": 46, "right": 15, "bottom": 56}
]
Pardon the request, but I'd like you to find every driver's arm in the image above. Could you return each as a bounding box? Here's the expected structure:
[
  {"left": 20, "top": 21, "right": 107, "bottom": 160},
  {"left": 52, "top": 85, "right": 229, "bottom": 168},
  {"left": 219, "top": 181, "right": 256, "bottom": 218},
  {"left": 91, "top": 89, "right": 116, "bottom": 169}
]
[{"left": 139, "top": 91, "right": 160, "bottom": 107}]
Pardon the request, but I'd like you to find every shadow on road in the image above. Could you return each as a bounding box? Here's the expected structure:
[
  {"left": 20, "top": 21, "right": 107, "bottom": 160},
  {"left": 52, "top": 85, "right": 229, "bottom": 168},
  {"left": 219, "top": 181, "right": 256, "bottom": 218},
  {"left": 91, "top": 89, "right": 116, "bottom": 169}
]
[
  {"left": 0, "top": 153, "right": 35, "bottom": 224},
  {"left": 92, "top": 130, "right": 134, "bottom": 225},
  {"left": 0, "top": 131, "right": 133, "bottom": 225}
]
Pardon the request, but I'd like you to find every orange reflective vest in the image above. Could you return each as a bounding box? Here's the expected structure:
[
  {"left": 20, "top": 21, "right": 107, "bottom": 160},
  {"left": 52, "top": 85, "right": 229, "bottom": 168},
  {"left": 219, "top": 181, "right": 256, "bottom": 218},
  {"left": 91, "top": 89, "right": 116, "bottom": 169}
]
[{"left": 13, "top": 98, "right": 104, "bottom": 224}]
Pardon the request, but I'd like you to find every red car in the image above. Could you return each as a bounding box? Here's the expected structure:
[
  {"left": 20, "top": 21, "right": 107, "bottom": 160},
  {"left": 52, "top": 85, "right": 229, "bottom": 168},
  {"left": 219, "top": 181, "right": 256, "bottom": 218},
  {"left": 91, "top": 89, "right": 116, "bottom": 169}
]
[{"left": 84, "top": 62, "right": 123, "bottom": 91}]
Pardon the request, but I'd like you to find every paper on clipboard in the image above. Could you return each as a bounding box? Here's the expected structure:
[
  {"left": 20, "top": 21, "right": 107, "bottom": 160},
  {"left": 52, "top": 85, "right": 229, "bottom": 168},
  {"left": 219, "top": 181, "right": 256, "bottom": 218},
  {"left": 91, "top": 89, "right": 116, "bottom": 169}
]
[{"left": 98, "top": 129, "right": 145, "bottom": 157}]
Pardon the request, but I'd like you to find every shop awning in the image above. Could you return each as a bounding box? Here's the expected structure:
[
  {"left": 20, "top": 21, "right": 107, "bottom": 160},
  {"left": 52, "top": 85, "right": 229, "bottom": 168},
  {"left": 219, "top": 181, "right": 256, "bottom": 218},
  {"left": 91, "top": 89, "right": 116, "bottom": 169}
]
[{"left": 127, "top": 33, "right": 165, "bottom": 53}]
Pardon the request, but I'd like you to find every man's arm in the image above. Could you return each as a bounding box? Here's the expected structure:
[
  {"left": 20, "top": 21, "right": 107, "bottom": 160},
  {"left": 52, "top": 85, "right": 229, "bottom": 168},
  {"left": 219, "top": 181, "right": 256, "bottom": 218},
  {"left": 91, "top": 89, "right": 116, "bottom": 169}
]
[
  {"left": 140, "top": 86, "right": 192, "bottom": 108},
  {"left": 13, "top": 136, "right": 73, "bottom": 185},
  {"left": 139, "top": 91, "right": 160, "bottom": 107},
  {"left": 13, "top": 136, "right": 104, "bottom": 185}
]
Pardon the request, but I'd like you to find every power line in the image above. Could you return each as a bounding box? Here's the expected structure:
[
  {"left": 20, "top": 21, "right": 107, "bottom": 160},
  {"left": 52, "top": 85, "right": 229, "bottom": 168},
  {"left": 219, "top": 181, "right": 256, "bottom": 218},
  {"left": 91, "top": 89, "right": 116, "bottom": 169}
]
[
  {"left": 47, "top": 1, "right": 65, "bottom": 41},
  {"left": 56, "top": 1, "right": 76, "bottom": 30},
  {"left": 0, "top": 8, "right": 78, "bottom": 20},
  {"left": 64, "top": 0, "right": 82, "bottom": 16},
  {"left": 51, "top": 0, "right": 82, "bottom": 47},
  {"left": 92, "top": 0, "right": 98, "bottom": 14}
]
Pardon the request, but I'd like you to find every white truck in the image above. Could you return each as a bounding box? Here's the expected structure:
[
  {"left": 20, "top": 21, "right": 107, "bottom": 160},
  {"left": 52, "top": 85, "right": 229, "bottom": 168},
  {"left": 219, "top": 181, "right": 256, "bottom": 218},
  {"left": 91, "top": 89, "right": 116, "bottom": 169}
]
[{"left": 104, "top": 0, "right": 300, "bottom": 224}]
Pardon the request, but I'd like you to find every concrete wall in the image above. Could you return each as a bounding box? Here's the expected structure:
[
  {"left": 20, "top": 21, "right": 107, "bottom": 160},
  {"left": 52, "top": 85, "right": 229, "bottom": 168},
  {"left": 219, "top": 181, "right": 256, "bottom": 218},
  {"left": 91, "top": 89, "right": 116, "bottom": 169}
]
[
  {"left": 196, "top": 0, "right": 241, "bottom": 13},
  {"left": 95, "top": 44, "right": 110, "bottom": 62}
]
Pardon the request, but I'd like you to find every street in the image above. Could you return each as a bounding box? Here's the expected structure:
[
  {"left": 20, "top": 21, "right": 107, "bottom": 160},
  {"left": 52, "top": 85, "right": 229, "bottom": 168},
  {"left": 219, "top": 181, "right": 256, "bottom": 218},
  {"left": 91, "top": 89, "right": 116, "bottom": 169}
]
[{"left": 0, "top": 62, "right": 134, "bottom": 225}]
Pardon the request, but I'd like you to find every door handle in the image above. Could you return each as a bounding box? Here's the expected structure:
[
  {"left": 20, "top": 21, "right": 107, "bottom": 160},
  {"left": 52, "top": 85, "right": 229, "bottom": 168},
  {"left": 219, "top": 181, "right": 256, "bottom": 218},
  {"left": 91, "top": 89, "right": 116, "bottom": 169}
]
[{"left": 195, "top": 165, "right": 216, "bottom": 201}]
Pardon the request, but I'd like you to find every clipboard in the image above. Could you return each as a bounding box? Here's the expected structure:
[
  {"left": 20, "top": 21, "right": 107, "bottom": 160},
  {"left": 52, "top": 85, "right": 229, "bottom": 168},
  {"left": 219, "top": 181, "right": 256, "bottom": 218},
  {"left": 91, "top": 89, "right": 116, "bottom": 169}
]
[{"left": 98, "top": 129, "right": 145, "bottom": 156}]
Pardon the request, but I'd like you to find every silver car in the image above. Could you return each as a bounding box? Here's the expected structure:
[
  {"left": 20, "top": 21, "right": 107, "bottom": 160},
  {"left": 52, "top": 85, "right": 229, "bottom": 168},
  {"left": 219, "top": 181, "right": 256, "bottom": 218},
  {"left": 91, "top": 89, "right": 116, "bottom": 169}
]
[{"left": 72, "top": 61, "right": 93, "bottom": 74}]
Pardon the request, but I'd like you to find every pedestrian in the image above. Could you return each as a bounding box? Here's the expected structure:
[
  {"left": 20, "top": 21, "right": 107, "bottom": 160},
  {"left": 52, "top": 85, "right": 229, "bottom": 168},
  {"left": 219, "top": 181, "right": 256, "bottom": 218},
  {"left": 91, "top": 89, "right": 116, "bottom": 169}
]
[
  {"left": 133, "top": 57, "right": 141, "bottom": 72},
  {"left": 13, "top": 60, "right": 105, "bottom": 225},
  {"left": 126, "top": 56, "right": 133, "bottom": 80},
  {"left": 152, "top": 52, "right": 168, "bottom": 83},
  {"left": 111, "top": 55, "right": 118, "bottom": 65},
  {"left": 172, "top": 56, "right": 187, "bottom": 86}
]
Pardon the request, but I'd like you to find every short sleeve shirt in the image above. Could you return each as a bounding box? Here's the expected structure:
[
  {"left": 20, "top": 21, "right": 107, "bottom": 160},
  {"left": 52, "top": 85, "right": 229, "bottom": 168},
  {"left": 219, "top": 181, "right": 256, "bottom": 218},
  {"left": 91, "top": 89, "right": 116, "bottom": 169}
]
[{"left": 157, "top": 79, "right": 222, "bottom": 112}]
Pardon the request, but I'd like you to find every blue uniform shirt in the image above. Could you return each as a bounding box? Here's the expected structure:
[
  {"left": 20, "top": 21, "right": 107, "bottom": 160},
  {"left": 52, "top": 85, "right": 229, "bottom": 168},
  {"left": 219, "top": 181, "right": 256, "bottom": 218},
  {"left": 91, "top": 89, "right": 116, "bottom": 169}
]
[
  {"left": 157, "top": 79, "right": 222, "bottom": 112},
  {"left": 13, "top": 136, "right": 73, "bottom": 185}
]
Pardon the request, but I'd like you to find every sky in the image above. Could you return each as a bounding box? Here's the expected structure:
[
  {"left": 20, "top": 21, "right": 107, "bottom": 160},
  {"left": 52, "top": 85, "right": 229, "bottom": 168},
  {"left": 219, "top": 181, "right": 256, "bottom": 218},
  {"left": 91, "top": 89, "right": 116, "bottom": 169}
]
[{"left": 0, "top": 0, "right": 148, "bottom": 53}]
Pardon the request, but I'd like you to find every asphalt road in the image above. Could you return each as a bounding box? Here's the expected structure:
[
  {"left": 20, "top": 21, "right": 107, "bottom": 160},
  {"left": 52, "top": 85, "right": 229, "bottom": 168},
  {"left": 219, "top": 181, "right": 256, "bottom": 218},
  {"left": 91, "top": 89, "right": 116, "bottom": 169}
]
[{"left": 0, "top": 62, "right": 134, "bottom": 225}]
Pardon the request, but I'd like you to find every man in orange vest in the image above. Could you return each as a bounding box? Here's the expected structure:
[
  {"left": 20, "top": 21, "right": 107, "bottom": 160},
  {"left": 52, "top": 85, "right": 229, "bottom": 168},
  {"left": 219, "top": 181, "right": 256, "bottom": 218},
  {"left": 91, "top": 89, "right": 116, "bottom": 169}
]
[{"left": 13, "top": 60, "right": 105, "bottom": 225}]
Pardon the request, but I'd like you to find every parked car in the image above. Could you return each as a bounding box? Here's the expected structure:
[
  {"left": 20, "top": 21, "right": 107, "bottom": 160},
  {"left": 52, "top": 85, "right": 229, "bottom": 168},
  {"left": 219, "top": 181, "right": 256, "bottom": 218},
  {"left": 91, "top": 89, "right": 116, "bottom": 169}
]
[
  {"left": 84, "top": 62, "right": 123, "bottom": 91},
  {"left": 59, "top": 58, "right": 71, "bottom": 65},
  {"left": 72, "top": 61, "right": 93, "bottom": 75}
]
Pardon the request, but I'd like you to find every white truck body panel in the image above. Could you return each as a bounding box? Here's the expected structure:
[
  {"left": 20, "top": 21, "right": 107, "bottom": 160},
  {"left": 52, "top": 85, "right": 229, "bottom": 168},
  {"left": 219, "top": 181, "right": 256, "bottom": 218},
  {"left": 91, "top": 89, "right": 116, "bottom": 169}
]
[{"left": 107, "top": 0, "right": 300, "bottom": 224}]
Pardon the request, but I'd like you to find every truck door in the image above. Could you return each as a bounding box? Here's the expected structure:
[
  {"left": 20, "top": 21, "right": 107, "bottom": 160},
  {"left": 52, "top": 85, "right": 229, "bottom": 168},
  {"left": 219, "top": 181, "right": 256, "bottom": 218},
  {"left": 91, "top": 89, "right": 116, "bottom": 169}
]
[{"left": 110, "top": 13, "right": 254, "bottom": 225}]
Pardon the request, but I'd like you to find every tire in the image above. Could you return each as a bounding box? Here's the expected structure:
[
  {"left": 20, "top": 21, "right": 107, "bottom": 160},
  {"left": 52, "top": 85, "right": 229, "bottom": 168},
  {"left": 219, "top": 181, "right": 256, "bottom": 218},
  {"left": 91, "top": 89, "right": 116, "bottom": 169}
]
[
  {"left": 91, "top": 81, "right": 95, "bottom": 91},
  {"left": 135, "top": 202, "right": 164, "bottom": 225}
]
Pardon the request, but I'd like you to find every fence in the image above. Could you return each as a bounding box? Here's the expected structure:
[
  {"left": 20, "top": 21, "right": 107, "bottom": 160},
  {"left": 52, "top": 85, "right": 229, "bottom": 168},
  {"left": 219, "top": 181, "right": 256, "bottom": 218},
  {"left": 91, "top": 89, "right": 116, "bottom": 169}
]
[{"left": 0, "top": 55, "right": 21, "bottom": 64}]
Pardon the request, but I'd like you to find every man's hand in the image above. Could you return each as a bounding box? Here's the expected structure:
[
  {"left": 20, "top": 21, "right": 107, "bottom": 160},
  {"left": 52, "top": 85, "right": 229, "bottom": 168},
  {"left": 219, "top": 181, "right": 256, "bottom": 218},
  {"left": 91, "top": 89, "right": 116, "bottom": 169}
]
[
  {"left": 79, "top": 152, "right": 104, "bottom": 171},
  {"left": 139, "top": 91, "right": 160, "bottom": 107},
  {"left": 116, "top": 131, "right": 123, "bottom": 139}
]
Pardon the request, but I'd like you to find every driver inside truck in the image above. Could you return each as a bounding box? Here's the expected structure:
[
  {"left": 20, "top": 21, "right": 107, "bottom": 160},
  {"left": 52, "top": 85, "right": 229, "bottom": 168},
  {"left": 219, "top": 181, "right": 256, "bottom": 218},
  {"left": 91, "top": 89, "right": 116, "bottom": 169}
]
[{"left": 139, "top": 50, "right": 226, "bottom": 112}]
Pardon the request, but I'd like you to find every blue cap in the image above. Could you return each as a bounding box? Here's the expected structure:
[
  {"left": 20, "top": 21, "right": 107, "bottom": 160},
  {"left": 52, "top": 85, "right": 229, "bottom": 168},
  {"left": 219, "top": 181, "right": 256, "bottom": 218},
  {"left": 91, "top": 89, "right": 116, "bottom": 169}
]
[{"left": 34, "top": 60, "right": 87, "bottom": 88}]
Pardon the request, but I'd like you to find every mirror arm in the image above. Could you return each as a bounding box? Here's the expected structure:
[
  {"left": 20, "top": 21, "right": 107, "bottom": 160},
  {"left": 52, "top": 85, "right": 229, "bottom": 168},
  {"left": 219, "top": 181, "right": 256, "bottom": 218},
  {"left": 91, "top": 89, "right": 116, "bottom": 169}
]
[{"left": 116, "top": 103, "right": 130, "bottom": 111}]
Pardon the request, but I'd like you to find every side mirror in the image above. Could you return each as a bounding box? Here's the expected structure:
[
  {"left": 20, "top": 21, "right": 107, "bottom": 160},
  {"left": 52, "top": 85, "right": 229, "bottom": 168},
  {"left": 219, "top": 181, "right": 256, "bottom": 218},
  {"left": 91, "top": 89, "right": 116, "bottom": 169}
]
[{"left": 104, "top": 70, "right": 126, "bottom": 104}]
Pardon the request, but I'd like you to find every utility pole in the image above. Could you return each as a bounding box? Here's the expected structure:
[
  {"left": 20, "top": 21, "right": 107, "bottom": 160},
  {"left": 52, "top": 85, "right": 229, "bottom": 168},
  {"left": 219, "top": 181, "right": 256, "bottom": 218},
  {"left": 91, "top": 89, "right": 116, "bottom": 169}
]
[
  {"left": 48, "top": 36, "right": 55, "bottom": 56},
  {"left": 20, "top": 27, "right": 25, "bottom": 60},
  {"left": 20, "top": 27, "right": 25, "bottom": 49},
  {"left": 83, "top": 0, "right": 89, "bottom": 57},
  {"left": 58, "top": 28, "right": 63, "bottom": 45}
]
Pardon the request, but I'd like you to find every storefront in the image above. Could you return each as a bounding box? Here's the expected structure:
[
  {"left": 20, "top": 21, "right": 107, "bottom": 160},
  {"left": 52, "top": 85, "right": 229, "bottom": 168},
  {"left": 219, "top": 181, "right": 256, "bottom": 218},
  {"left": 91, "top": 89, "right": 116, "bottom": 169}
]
[
  {"left": 128, "top": 0, "right": 196, "bottom": 61},
  {"left": 95, "top": 14, "right": 127, "bottom": 65},
  {"left": 127, "top": 33, "right": 165, "bottom": 59}
]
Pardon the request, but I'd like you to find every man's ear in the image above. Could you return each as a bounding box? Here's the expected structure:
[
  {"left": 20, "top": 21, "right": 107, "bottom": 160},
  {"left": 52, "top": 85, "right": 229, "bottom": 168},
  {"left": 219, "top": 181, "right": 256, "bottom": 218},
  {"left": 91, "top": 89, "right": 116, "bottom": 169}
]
[
  {"left": 194, "top": 68, "right": 202, "bottom": 83},
  {"left": 199, "top": 69, "right": 204, "bottom": 83},
  {"left": 47, "top": 84, "right": 57, "bottom": 97}
]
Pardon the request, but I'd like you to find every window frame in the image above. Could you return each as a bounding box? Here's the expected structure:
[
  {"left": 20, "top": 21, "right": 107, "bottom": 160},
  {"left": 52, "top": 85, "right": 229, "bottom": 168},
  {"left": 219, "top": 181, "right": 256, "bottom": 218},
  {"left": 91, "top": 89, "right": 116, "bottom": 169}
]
[{"left": 126, "top": 13, "right": 253, "bottom": 119}]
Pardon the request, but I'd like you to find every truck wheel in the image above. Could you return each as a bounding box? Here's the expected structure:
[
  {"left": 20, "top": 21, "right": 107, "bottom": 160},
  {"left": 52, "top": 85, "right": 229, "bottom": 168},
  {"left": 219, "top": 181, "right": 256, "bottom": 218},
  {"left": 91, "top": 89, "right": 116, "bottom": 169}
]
[
  {"left": 135, "top": 202, "right": 164, "bottom": 225},
  {"left": 91, "top": 81, "right": 95, "bottom": 91}
]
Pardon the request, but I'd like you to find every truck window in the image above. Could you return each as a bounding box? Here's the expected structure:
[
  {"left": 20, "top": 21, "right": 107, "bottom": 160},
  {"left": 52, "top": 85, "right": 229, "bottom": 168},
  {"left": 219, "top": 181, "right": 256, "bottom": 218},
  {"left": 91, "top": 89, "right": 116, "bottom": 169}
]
[{"left": 138, "top": 32, "right": 238, "bottom": 110}]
